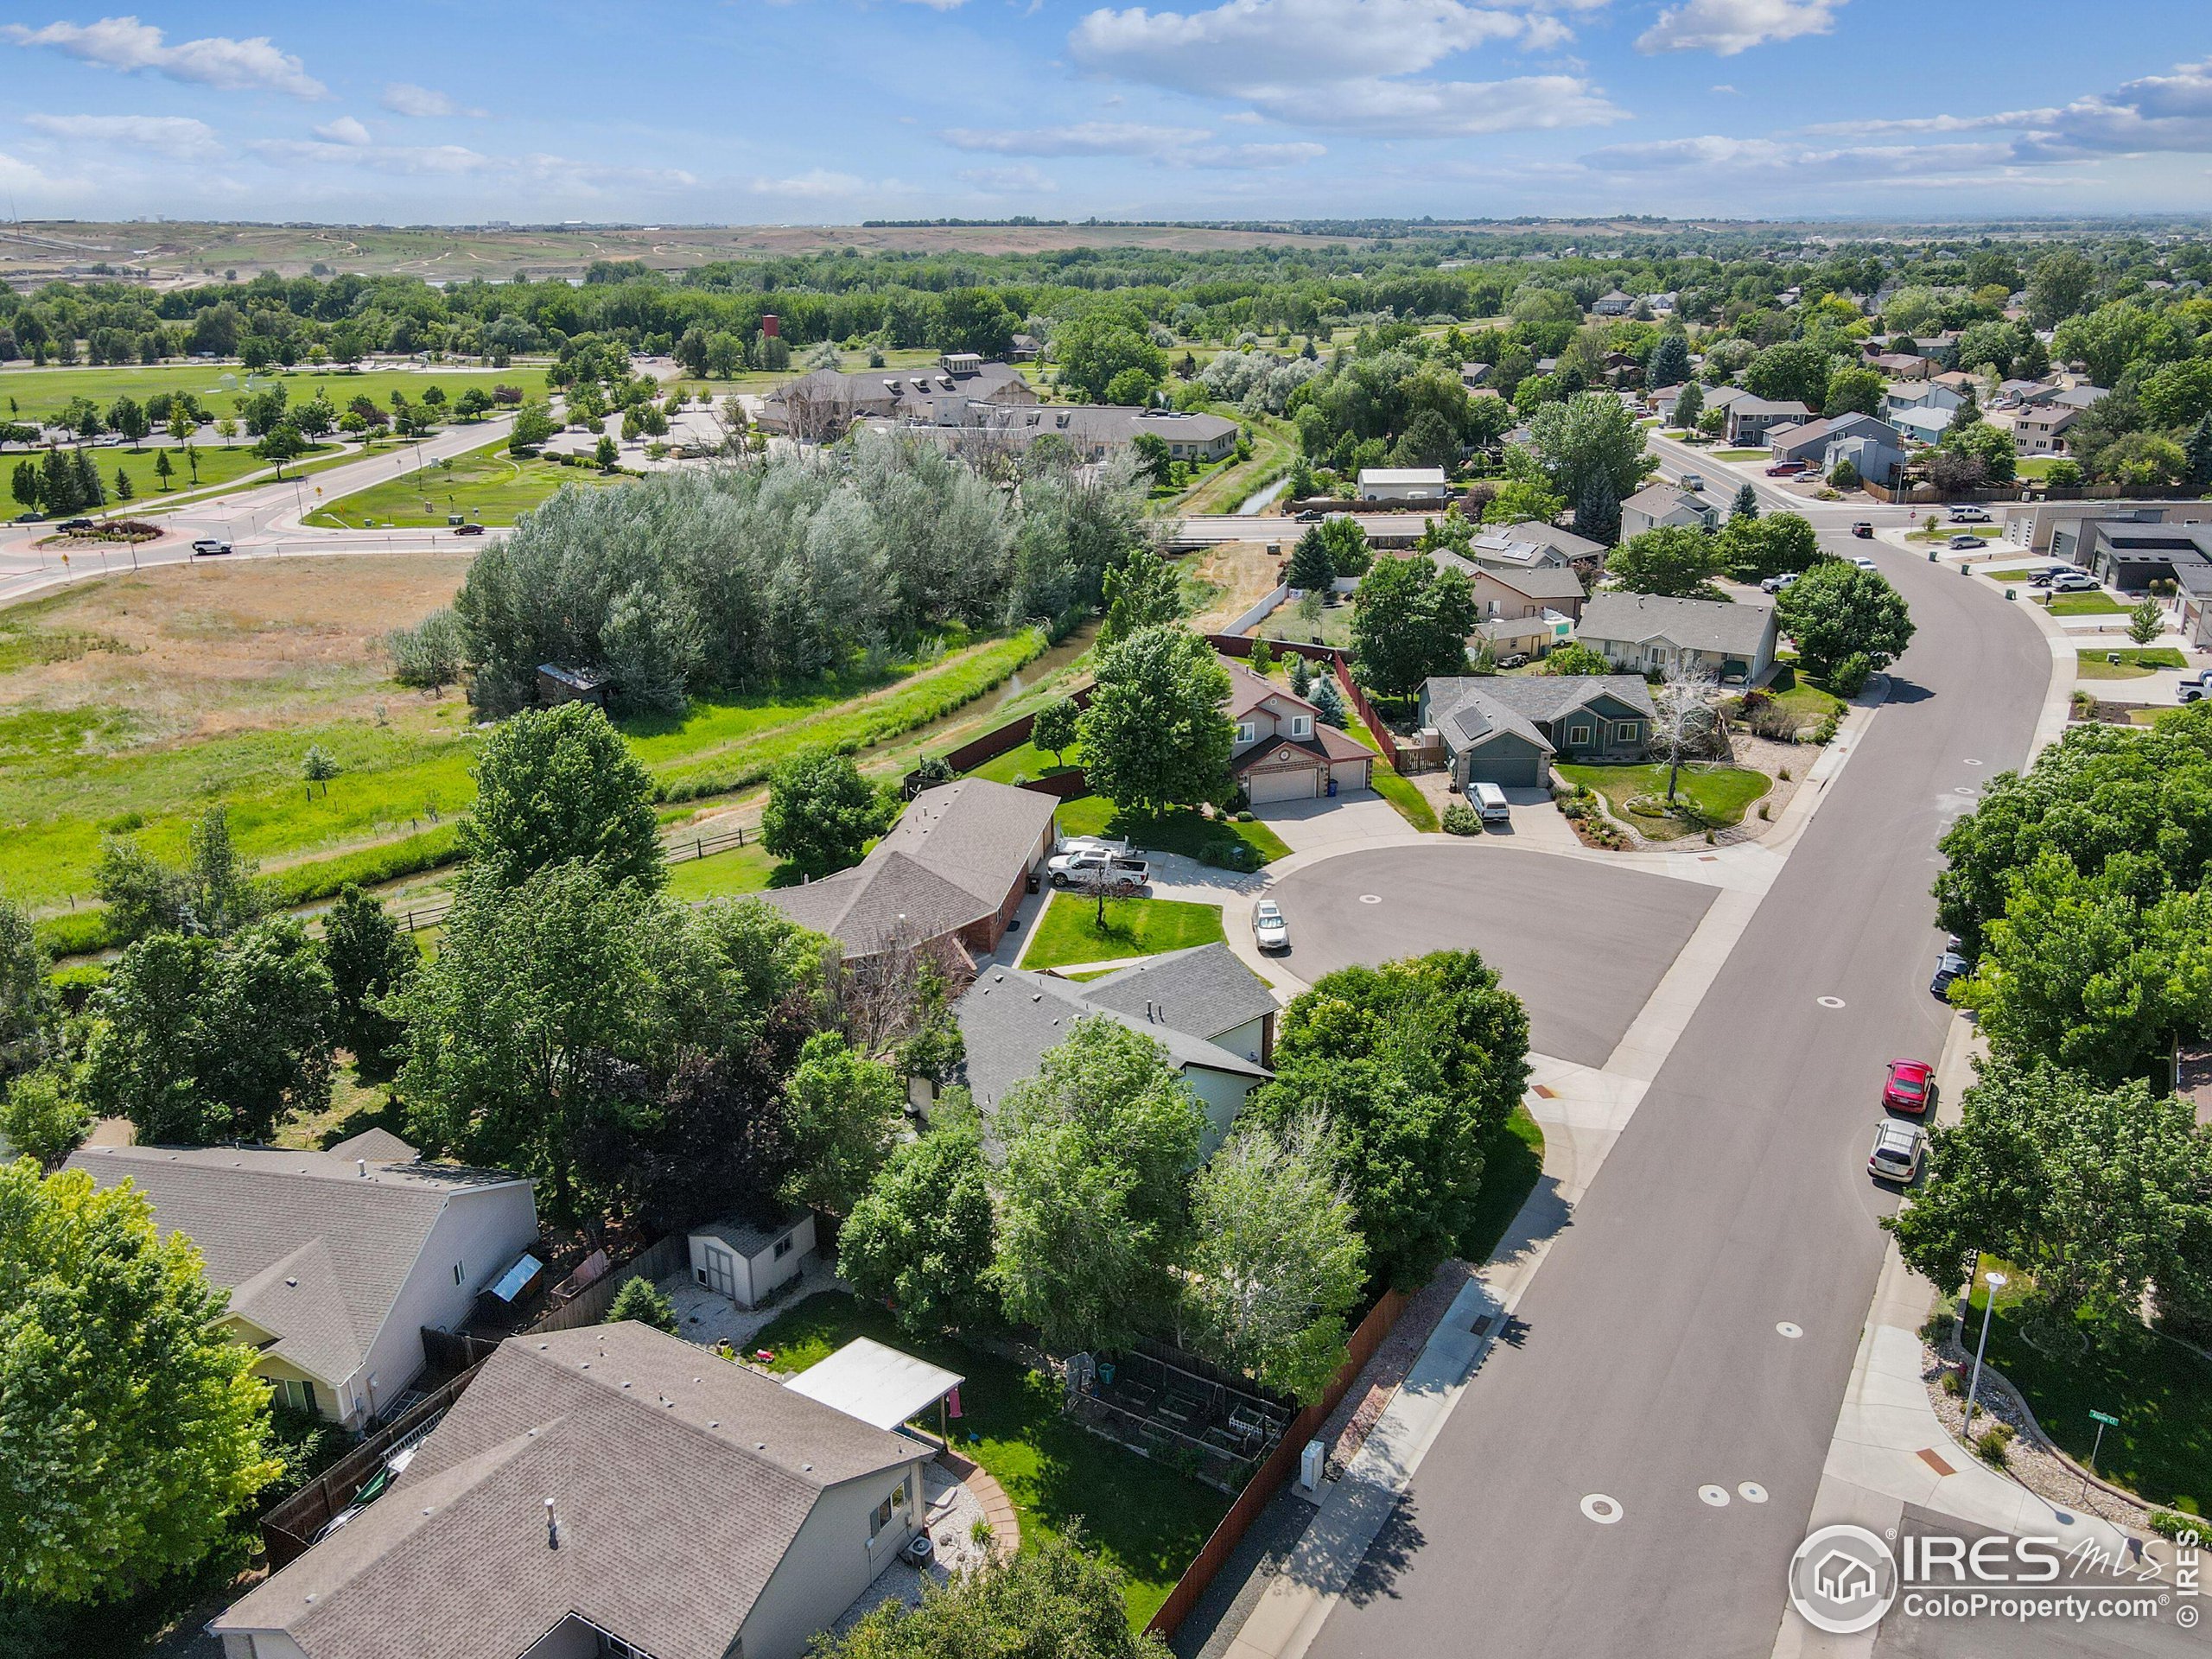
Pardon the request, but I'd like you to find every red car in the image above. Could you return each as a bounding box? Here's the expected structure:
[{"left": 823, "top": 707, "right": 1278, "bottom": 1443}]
[{"left": 1882, "top": 1059, "right": 1936, "bottom": 1116}]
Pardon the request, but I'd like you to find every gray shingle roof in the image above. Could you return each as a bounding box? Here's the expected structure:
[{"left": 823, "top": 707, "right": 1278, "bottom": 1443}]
[
  {"left": 1423, "top": 675, "right": 1655, "bottom": 755},
  {"left": 757, "top": 779, "right": 1057, "bottom": 957},
  {"left": 1481, "top": 520, "right": 1606, "bottom": 563},
  {"left": 1578, "top": 592, "right": 1777, "bottom": 658},
  {"left": 955, "top": 966, "right": 1270, "bottom": 1114},
  {"left": 1623, "top": 482, "right": 1708, "bottom": 518},
  {"left": 692, "top": 1207, "right": 810, "bottom": 1260},
  {"left": 1433, "top": 552, "right": 1584, "bottom": 602},
  {"left": 326, "top": 1127, "right": 418, "bottom": 1164},
  {"left": 66, "top": 1145, "right": 527, "bottom": 1389},
  {"left": 212, "top": 1323, "right": 922, "bottom": 1659},
  {"left": 1080, "top": 944, "right": 1278, "bottom": 1043}
]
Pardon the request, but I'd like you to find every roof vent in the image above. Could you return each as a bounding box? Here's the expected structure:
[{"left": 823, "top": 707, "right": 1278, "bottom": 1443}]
[
  {"left": 545, "top": 1497, "right": 560, "bottom": 1550},
  {"left": 358, "top": 1159, "right": 368, "bottom": 1178}
]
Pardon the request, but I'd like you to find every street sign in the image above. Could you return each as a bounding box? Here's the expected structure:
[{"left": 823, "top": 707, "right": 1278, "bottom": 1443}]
[{"left": 2090, "top": 1410, "right": 2119, "bottom": 1426}]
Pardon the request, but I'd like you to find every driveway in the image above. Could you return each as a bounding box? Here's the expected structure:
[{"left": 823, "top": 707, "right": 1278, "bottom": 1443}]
[
  {"left": 1250, "top": 790, "right": 1409, "bottom": 854},
  {"left": 1264, "top": 842, "right": 1716, "bottom": 1066}
]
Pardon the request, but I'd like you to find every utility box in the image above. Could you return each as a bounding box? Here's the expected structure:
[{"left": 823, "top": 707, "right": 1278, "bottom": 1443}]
[{"left": 1299, "top": 1439, "right": 1326, "bottom": 1494}]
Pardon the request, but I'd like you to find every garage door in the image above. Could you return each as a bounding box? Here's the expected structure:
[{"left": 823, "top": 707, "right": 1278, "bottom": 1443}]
[
  {"left": 1467, "top": 751, "right": 1547, "bottom": 789},
  {"left": 1249, "top": 766, "right": 1321, "bottom": 803}
]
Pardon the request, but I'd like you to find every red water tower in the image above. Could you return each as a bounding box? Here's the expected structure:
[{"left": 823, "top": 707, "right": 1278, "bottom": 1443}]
[{"left": 760, "top": 314, "right": 779, "bottom": 338}]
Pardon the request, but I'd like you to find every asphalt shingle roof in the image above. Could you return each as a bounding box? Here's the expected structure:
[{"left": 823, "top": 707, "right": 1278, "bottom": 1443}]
[
  {"left": 213, "top": 1323, "right": 923, "bottom": 1659},
  {"left": 1081, "top": 943, "right": 1279, "bottom": 1042},
  {"left": 1578, "top": 592, "right": 1777, "bottom": 658},
  {"left": 66, "top": 1145, "right": 526, "bottom": 1389},
  {"left": 1423, "top": 674, "right": 1655, "bottom": 755}
]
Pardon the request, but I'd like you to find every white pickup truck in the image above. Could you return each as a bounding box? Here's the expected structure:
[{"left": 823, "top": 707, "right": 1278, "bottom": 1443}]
[
  {"left": 2180, "top": 670, "right": 2211, "bottom": 705},
  {"left": 1046, "top": 850, "right": 1150, "bottom": 893}
]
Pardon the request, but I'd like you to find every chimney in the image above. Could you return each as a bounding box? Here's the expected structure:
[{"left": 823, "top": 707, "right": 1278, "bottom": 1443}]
[{"left": 545, "top": 1497, "right": 559, "bottom": 1549}]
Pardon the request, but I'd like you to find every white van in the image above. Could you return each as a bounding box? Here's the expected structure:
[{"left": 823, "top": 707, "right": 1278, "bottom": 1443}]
[{"left": 1467, "top": 780, "right": 1510, "bottom": 824}]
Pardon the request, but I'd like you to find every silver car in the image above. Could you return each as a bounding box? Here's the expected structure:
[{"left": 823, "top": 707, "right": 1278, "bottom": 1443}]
[
  {"left": 1867, "top": 1120, "right": 1926, "bottom": 1185},
  {"left": 1252, "top": 899, "right": 1289, "bottom": 952}
]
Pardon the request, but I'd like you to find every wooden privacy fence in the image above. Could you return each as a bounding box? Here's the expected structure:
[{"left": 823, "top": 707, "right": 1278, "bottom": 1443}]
[
  {"left": 1207, "top": 632, "right": 1414, "bottom": 775},
  {"left": 527, "top": 1233, "right": 689, "bottom": 1335},
  {"left": 1144, "top": 1287, "right": 1411, "bottom": 1640},
  {"left": 938, "top": 683, "right": 1096, "bottom": 773}
]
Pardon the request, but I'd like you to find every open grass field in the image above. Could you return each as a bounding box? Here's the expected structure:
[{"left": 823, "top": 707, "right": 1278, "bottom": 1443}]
[
  {"left": 1021, "top": 893, "right": 1226, "bottom": 969},
  {"left": 2076, "top": 646, "right": 2188, "bottom": 679},
  {"left": 24, "top": 437, "right": 345, "bottom": 508},
  {"left": 305, "top": 441, "right": 628, "bottom": 527},
  {"left": 0, "top": 556, "right": 1052, "bottom": 936},
  {"left": 0, "top": 364, "right": 550, "bottom": 429},
  {"left": 753, "top": 1291, "right": 1231, "bottom": 1630},
  {"left": 1557, "top": 761, "right": 1772, "bottom": 838}
]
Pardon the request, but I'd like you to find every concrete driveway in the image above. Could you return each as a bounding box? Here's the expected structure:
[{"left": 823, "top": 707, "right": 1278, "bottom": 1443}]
[
  {"left": 1250, "top": 790, "right": 1408, "bottom": 854},
  {"left": 1264, "top": 841, "right": 1716, "bottom": 1066}
]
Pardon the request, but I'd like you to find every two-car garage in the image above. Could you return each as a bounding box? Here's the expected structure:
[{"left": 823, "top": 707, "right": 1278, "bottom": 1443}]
[{"left": 1238, "top": 734, "right": 1376, "bottom": 803}]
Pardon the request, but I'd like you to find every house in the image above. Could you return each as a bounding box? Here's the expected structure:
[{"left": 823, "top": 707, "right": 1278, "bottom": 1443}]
[
  {"left": 2177, "top": 561, "right": 2212, "bottom": 650},
  {"left": 1889, "top": 404, "right": 1956, "bottom": 447},
  {"left": 1867, "top": 352, "right": 1936, "bottom": 380},
  {"left": 1620, "top": 481, "right": 1719, "bottom": 539},
  {"left": 1459, "top": 360, "right": 1491, "bottom": 391},
  {"left": 1418, "top": 674, "right": 1656, "bottom": 790},
  {"left": 1225, "top": 661, "right": 1374, "bottom": 803},
  {"left": 535, "top": 663, "right": 613, "bottom": 710},
  {"left": 1885, "top": 381, "right": 1967, "bottom": 423},
  {"left": 1357, "top": 466, "right": 1452, "bottom": 505},
  {"left": 1433, "top": 553, "right": 1587, "bottom": 623},
  {"left": 952, "top": 950, "right": 1275, "bottom": 1150},
  {"left": 1467, "top": 519, "right": 1609, "bottom": 575},
  {"left": 1592, "top": 289, "right": 1634, "bottom": 317},
  {"left": 1009, "top": 332, "right": 1042, "bottom": 361},
  {"left": 929, "top": 404, "right": 1237, "bottom": 465},
  {"left": 1648, "top": 383, "right": 1688, "bottom": 421},
  {"left": 1764, "top": 413, "right": 1906, "bottom": 485},
  {"left": 2066, "top": 519, "right": 2212, "bottom": 593},
  {"left": 757, "top": 353, "right": 1036, "bottom": 436},
  {"left": 1724, "top": 397, "right": 1813, "bottom": 447},
  {"left": 2002, "top": 499, "right": 2212, "bottom": 555},
  {"left": 688, "top": 1208, "right": 817, "bottom": 1309},
  {"left": 757, "top": 779, "right": 1057, "bottom": 963},
  {"left": 210, "top": 1323, "right": 935, "bottom": 1659},
  {"left": 67, "top": 1143, "right": 537, "bottom": 1430},
  {"left": 1577, "top": 591, "right": 1779, "bottom": 683},
  {"left": 2012, "top": 404, "right": 2077, "bottom": 455}
]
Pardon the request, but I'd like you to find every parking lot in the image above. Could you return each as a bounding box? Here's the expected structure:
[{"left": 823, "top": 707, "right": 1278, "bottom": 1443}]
[{"left": 1265, "top": 842, "right": 1716, "bottom": 1066}]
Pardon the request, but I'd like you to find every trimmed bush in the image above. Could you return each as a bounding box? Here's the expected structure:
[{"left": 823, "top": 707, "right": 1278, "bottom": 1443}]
[{"left": 1442, "top": 802, "right": 1482, "bottom": 836}]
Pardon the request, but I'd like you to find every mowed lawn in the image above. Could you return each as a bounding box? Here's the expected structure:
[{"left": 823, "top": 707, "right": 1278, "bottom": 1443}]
[
  {"left": 2076, "top": 646, "right": 2188, "bottom": 680},
  {"left": 752, "top": 1292, "right": 1231, "bottom": 1630},
  {"left": 1052, "top": 793, "right": 1292, "bottom": 868},
  {"left": 306, "top": 442, "right": 629, "bottom": 528},
  {"left": 663, "top": 840, "right": 778, "bottom": 901},
  {"left": 1557, "top": 761, "right": 1772, "bottom": 836},
  {"left": 1021, "top": 893, "right": 1226, "bottom": 969},
  {"left": 2046, "top": 591, "right": 2126, "bottom": 616},
  {"left": 47, "top": 438, "right": 350, "bottom": 508},
  {"left": 0, "top": 363, "right": 550, "bottom": 426}
]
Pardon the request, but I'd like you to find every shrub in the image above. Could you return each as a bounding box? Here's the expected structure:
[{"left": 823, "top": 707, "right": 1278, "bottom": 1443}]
[
  {"left": 606, "top": 1274, "right": 679, "bottom": 1334},
  {"left": 1442, "top": 802, "right": 1482, "bottom": 836},
  {"left": 1811, "top": 711, "right": 1840, "bottom": 745},
  {"left": 1974, "top": 1421, "right": 2016, "bottom": 1465},
  {"left": 1830, "top": 652, "right": 1872, "bottom": 697},
  {"left": 1940, "top": 1367, "right": 1966, "bottom": 1397},
  {"left": 2150, "top": 1510, "right": 2203, "bottom": 1543}
]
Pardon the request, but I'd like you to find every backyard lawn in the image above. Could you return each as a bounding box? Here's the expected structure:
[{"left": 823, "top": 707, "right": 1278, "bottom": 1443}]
[
  {"left": 1967, "top": 1268, "right": 2212, "bottom": 1516},
  {"left": 2045, "top": 592, "right": 2126, "bottom": 616},
  {"left": 1052, "top": 794, "right": 1292, "bottom": 868},
  {"left": 1712, "top": 448, "right": 1770, "bottom": 461},
  {"left": 969, "top": 735, "right": 1082, "bottom": 786},
  {"left": 1557, "top": 761, "right": 1773, "bottom": 837},
  {"left": 1020, "top": 893, "right": 1226, "bottom": 970},
  {"left": 751, "top": 1292, "right": 1232, "bottom": 1629},
  {"left": 304, "top": 439, "right": 630, "bottom": 527},
  {"left": 664, "top": 840, "right": 778, "bottom": 901},
  {"left": 2076, "top": 646, "right": 2188, "bottom": 680}
]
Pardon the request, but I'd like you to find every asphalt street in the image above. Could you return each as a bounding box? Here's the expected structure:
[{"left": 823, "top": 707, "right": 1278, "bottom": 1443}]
[
  {"left": 1268, "top": 842, "right": 1715, "bottom": 1066},
  {"left": 1306, "top": 505, "right": 2053, "bottom": 1657}
]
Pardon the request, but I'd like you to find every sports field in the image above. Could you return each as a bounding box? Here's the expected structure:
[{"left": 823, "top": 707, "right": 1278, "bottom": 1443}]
[{"left": 305, "top": 441, "right": 628, "bottom": 527}]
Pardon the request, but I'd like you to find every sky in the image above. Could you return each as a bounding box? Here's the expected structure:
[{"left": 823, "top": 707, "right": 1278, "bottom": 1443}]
[{"left": 1, "top": 2, "right": 2209, "bottom": 226}]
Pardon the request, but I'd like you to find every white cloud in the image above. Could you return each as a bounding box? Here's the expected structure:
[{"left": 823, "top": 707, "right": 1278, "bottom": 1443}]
[
  {"left": 22, "top": 111, "right": 220, "bottom": 156},
  {"left": 941, "top": 121, "right": 1213, "bottom": 155},
  {"left": 898, "top": 0, "right": 971, "bottom": 10},
  {"left": 380, "top": 81, "right": 486, "bottom": 118},
  {"left": 1186, "top": 139, "right": 1325, "bottom": 166},
  {"left": 252, "top": 138, "right": 499, "bottom": 175},
  {"left": 1067, "top": 0, "right": 1622, "bottom": 136},
  {"left": 1637, "top": 0, "right": 1843, "bottom": 56},
  {"left": 4, "top": 16, "right": 325, "bottom": 98},
  {"left": 747, "top": 169, "right": 899, "bottom": 200},
  {"left": 312, "top": 116, "right": 372, "bottom": 146},
  {"left": 961, "top": 163, "right": 1059, "bottom": 192},
  {"left": 1800, "top": 57, "right": 2212, "bottom": 162}
]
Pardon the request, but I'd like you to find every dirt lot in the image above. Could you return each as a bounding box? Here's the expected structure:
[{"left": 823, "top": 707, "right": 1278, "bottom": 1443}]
[{"left": 1185, "top": 540, "right": 1286, "bottom": 632}]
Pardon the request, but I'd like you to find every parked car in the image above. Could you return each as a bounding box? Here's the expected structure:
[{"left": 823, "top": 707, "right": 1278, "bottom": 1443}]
[
  {"left": 1252, "top": 899, "right": 1290, "bottom": 951},
  {"left": 1764, "top": 460, "right": 1807, "bottom": 477},
  {"left": 1948, "top": 534, "right": 1986, "bottom": 550},
  {"left": 2049, "top": 570, "right": 2101, "bottom": 594},
  {"left": 1929, "top": 950, "right": 1969, "bottom": 996},
  {"left": 2178, "top": 670, "right": 2211, "bottom": 705},
  {"left": 1055, "top": 835, "right": 1129, "bottom": 860},
  {"left": 1046, "top": 851, "right": 1148, "bottom": 893},
  {"left": 453, "top": 521, "right": 486, "bottom": 536},
  {"left": 1881, "top": 1059, "right": 1936, "bottom": 1116},
  {"left": 2028, "top": 566, "right": 2067, "bottom": 587},
  {"left": 1853, "top": 556, "right": 1880, "bottom": 572},
  {"left": 1467, "top": 780, "right": 1510, "bottom": 823},
  {"left": 1867, "top": 1120, "right": 1927, "bottom": 1185},
  {"left": 1759, "top": 571, "right": 1801, "bottom": 594},
  {"left": 10, "top": 511, "right": 40, "bottom": 524},
  {"left": 1852, "top": 522, "right": 1873, "bottom": 538},
  {"left": 1948, "top": 505, "right": 1993, "bottom": 524},
  {"left": 190, "top": 537, "right": 233, "bottom": 556}
]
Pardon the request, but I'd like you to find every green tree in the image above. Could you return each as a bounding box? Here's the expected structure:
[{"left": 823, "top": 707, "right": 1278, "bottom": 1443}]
[
  {"left": 1646, "top": 331, "right": 1692, "bottom": 391},
  {"left": 509, "top": 400, "right": 558, "bottom": 453},
  {"left": 109, "top": 394, "right": 149, "bottom": 447},
  {"left": 0, "top": 1160, "right": 280, "bottom": 1605},
  {"left": 301, "top": 742, "right": 339, "bottom": 798},
  {"left": 1525, "top": 392, "right": 1651, "bottom": 507},
  {"left": 1053, "top": 312, "right": 1166, "bottom": 403},
  {"left": 1716, "top": 512, "right": 1821, "bottom": 583},
  {"left": 1183, "top": 1115, "right": 1366, "bottom": 1402},
  {"left": 79, "top": 919, "right": 338, "bottom": 1146},
  {"left": 461, "top": 701, "right": 664, "bottom": 893},
  {"left": 0, "top": 1066, "right": 91, "bottom": 1168},
  {"left": 93, "top": 804, "right": 266, "bottom": 943},
  {"left": 782, "top": 1032, "right": 904, "bottom": 1216},
  {"left": 594, "top": 433, "right": 619, "bottom": 470},
  {"left": 1822, "top": 365, "right": 1887, "bottom": 418},
  {"left": 605, "top": 1274, "right": 679, "bottom": 1334},
  {"left": 1574, "top": 469, "right": 1620, "bottom": 546},
  {"left": 2184, "top": 415, "right": 2212, "bottom": 494},
  {"left": 112, "top": 467, "right": 133, "bottom": 502},
  {"left": 1077, "top": 625, "right": 1233, "bottom": 816},
  {"left": 1311, "top": 675, "right": 1347, "bottom": 727},
  {"left": 1099, "top": 547, "right": 1183, "bottom": 642},
  {"left": 1129, "top": 429, "right": 1172, "bottom": 486},
  {"left": 0, "top": 896, "right": 56, "bottom": 1084},
  {"left": 992, "top": 1017, "right": 1206, "bottom": 1351},
  {"left": 819, "top": 1528, "right": 1171, "bottom": 1659},
  {"left": 1287, "top": 524, "right": 1336, "bottom": 592},
  {"left": 1607, "top": 525, "right": 1721, "bottom": 599},
  {"left": 1743, "top": 340, "right": 1833, "bottom": 410},
  {"left": 839, "top": 1107, "right": 999, "bottom": 1336},
  {"left": 1542, "top": 642, "right": 1614, "bottom": 676},
  {"left": 10, "top": 458, "right": 37, "bottom": 512},
  {"left": 1031, "top": 696, "right": 1079, "bottom": 767},
  {"left": 1482, "top": 476, "right": 1567, "bottom": 526},
  {"left": 1351, "top": 555, "right": 1478, "bottom": 704},
  {"left": 320, "top": 886, "right": 417, "bottom": 1076},
  {"left": 153, "top": 448, "right": 174, "bottom": 491},
  {"left": 1946, "top": 420, "right": 2017, "bottom": 484},
  {"left": 1730, "top": 483, "right": 1758, "bottom": 522},
  {"left": 1775, "top": 560, "right": 1915, "bottom": 675},
  {"left": 1885, "top": 1058, "right": 2212, "bottom": 1327},
  {"left": 1670, "top": 380, "right": 1704, "bottom": 434},
  {"left": 763, "top": 749, "right": 889, "bottom": 881},
  {"left": 2129, "top": 597, "right": 2164, "bottom": 645},
  {"left": 2026, "top": 248, "right": 2098, "bottom": 327},
  {"left": 254, "top": 421, "right": 308, "bottom": 474}
]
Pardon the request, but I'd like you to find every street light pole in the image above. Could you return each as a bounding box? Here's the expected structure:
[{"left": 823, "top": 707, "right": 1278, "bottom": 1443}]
[{"left": 1961, "top": 1268, "right": 2007, "bottom": 1442}]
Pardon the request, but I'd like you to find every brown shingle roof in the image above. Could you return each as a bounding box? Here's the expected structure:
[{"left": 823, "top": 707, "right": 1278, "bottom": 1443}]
[{"left": 213, "top": 1323, "right": 923, "bottom": 1659}]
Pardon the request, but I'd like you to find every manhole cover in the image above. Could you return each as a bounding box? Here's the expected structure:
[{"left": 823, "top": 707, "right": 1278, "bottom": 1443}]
[
  {"left": 1777, "top": 1321, "right": 1803, "bottom": 1339},
  {"left": 1739, "top": 1482, "right": 1770, "bottom": 1503},
  {"left": 1358, "top": 894, "right": 1382, "bottom": 905},
  {"left": 1816, "top": 995, "right": 1846, "bottom": 1009},
  {"left": 1580, "top": 1493, "right": 1623, "bottom": 1525},
  {"left": 1699, "top": 1485, "right": 1730, "bottom": 1507},
  {"left": 1962, "top": 758, "right": 1984, "bottom": 766}
]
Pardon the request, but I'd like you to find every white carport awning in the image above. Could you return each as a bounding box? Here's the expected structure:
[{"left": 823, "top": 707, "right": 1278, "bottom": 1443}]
[{"left": 783, "top": 1338, "right": 964, "bottom": 1432}]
